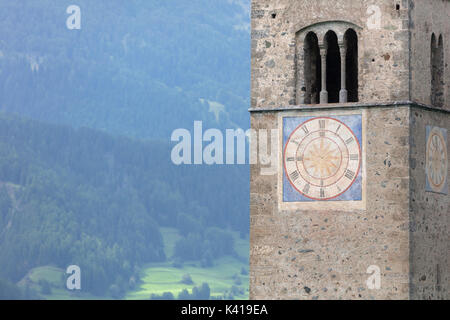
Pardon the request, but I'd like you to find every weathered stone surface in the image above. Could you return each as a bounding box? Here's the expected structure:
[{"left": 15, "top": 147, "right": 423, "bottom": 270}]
[
  {"left": 250, "top": 0, "right": 449, "bottom": 300},
  {"left": 409, "top": 108, "right": 449, "bottom": 300},
  {"left": 410, "top": 0, "right": 449, "bottom": 109}
]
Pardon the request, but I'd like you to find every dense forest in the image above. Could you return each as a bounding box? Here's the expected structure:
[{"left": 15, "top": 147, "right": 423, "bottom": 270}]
[
  {"left": 0, "top": 0, "right": 250, "bottom": 139},
  {"left": 0, "top": 113, "right": 248, "bottom": 297},
  {"left": 0, "top": 0, "right": 251, "bottom": 299}
]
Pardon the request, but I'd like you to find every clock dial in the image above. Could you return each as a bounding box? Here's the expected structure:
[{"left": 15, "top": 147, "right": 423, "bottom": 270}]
[
  {"left": 284, "top": 117, "right": 361, "bottom": 200},
  {"left": 426, "top": 127, "right": 448, "bottom": 193}
]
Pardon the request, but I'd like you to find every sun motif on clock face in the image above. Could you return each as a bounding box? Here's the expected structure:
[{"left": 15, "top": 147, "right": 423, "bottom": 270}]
[
  {"left": 426, "top": 126, "right": 448, "bottom": 194},
  {"left": 283, "top": 117, "right": 362, "bottom": 201}
]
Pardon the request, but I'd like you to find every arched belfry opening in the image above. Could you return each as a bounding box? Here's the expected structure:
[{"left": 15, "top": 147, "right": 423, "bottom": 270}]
[
  {"left": 324, "top": 31, "right": 341, "bottom": 103},
  {"left": 295, "top": 21, "right": 361, "bottom": 105},
  {"left": 431, "top": 33, "right": 444, "bottom": 108},
  {"left": 303, "top": 32, "right": 321, "bottom": 104},
  {"left": 344, "top": 29, "right": 358, "bottom": 102}
]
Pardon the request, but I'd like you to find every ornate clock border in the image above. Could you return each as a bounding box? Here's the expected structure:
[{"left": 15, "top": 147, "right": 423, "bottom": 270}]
[{"left": 278, "top": 109, "right": 367, "bottom": 211}]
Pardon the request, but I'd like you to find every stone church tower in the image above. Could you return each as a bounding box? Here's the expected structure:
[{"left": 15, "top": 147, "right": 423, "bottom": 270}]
[{"left": 249, "top": 0, "right": 449, "bottom": 299}]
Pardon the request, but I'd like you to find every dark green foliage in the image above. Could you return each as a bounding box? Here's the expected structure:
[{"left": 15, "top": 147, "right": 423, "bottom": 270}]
[
  {"left": 171, "top": 259, "right": 184, "bottom": 269},
  {"left": 0, "top": 279, "right": 24, "bottom": 300},
  {"left": 204, "top": 228, "right": 235, "bottom": 258},
  {"left": 230, "top": 285, "right": 243, "bottom": 296},
  {"left": 173, "top": 227, "right": 235, "bottom": 262},
  {"left": 150, "top": 292, "right": 174, "bottom": 300},
  {"left": 0, "top": 0, "right": 251, "bottom": 297},
  {"left": 108, "top": 284, "right": 122, "bottom": 299},
  {"left": 178, "top": 283, "right": 211, "bottom": 300},
  {"left": 0, "top": 0, "right": 250, "bottom": 139},
  {"left": 181, "top": 274, "right": 194, "bottom": 285},
  {"left": 192, "top": 283, "right": 211, "bottom": 300},
  {"left": 38, "top": 279, "right": 52, "bottom": 295},
  {"left": 174, "top": 233, "right": 204, "bottom": 261},
  {"left": 0, "top": 186, "right": 12, "bottom": 229},
  {"left": 178, "top": 289, "right": 191, "bottom": 300},
  {"left": 0, "top": 279, "right": 40, "bottom": 300},
  {"left": 0, "top": 113, "right": 248, "bottom": 296},
  {"left": 201, "top": 251, "right": 214, "bottom": 268},
  {"left": 177, "top": 213, "right": 201, "bottom": 237}
]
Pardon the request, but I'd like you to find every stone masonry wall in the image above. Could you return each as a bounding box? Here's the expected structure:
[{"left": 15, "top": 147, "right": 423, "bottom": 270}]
[
  {"left": 409, "top": 107, "right": 449, "bottom": 299},
  {"left": 250, "top": 0, "right": 449, "bottom": 300},
  {"left": 250, "top": 105, "right": 411, "bottom": 299},
  {"left": 251, "top": 0, "right": 410, "bottom": 109},
  {"left": 410, "top": 0, "right": 450, "bottom": 110}
]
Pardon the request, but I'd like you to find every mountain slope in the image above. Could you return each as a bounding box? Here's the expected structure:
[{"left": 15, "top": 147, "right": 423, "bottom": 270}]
[
  {"left": 0, "top": 0, "right": 251, "bottom": 138},
  {"left": 0, "top": 113, "right": 249, "bottom": 296}
]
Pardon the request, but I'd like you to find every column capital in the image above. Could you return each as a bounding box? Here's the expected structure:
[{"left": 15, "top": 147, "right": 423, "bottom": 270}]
[
  {"left": 319, "top": 42, "right": 327, "bottom": 53},
  {"left": 338, "top": 42, "right": 347, "bottom": 54}
]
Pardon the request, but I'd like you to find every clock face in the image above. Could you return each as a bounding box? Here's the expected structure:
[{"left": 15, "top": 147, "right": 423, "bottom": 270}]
[
  {"left": 426, "top": 127, "right": 448, "bottom": 194},
  {"left": 283, "top": 117, "right": 361, "bottom": 201}
]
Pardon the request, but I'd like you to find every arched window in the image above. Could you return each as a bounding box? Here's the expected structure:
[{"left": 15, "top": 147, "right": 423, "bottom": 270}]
[
  {"left": 295, "top": 22, "right": 360, "bottom": 105},
  {"left": 303, "top": 32, "right": 321, "bottom": 104},
  {"left": 344, "top": 29, "right": 358, "bottom": 102},
  {"left": 431, "top": 33, "right": 444, "bottom": 108}
]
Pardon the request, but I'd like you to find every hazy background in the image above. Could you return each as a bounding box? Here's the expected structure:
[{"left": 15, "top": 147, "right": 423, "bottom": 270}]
[{"left": 0, "top": 0, "right": 251, "bottom": 300}]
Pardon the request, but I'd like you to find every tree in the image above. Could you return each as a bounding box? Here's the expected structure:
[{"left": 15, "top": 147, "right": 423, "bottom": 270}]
[
  {"left": 176, "top": 213, "right": 200, "bottom": 237},
  {"left": 38, "top": 279, "right": 52, "bottom": 295},
  {"left": 198, "top": 283, "right": 211, "bottom": 300},
  {"left": 150, "top": 292, "right": 174, "bottom": 300},
  {"left": 109, "top": 284, "right": 122, "bottom": 299},
  {"left": 161, "top": 292, "right": 174, "bottom": 300},
  {"left": 181, "top": 274, "right": 193, "bottom": 285},
  {"left": 0, "top": 279, "right": 24, "bottom": 300},
  {"left": 201, "top": 251, "right": 213, "bottom": 268},
  {"left": 192, "top": 283, "right": 210, "bottom": 300},
  {"left": 178, "top": 289, "right": 191, "bottom": 300}
]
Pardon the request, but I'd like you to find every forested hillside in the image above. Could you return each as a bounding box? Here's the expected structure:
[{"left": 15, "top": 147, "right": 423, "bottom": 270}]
[
  {"left": 0, "top": 113, "right": 249, "bottom": 297},
  {"left": 0, "top": 0, "right": 251, "bottom": 299},
  {"left": 0, "top": 0, "right": 250, "bottom": 138}
]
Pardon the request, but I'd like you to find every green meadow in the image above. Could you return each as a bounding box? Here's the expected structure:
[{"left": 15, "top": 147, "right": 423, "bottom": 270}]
[
  {"left": 126, "top": 228, "right": 249, "bottom": 300},
  {"left": 17, "top": 227, "right": 249, "bottom": 300},
  {"left": 17, "top": 266, "right": 102, "bottom": 300}
]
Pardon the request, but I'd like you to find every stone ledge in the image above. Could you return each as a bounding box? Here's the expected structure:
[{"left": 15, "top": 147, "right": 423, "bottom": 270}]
[{"left": 249, "top": 101, "right": 450, "bottom": 114}]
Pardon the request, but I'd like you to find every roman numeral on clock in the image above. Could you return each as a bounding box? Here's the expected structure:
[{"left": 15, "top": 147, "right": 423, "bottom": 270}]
[
  {"left": 319, "top": 120, "right": 326, "bottom": 129},
  {"left": 345, "top": 137, "right": 354, "bottom": 145},
  {"left": 302, "top": 126, "right": 309, "bottom": 134},
  {"left": 320, "top": 188, "right": 325, "bottom": 198},
  {"left": 290, "top": 170, "right": 299, "bottom": 182},
  {"left": 345, "top": 169, "right": 355, "bottom": 180},
  {"left": 286, "top": 157, "right": 295, "bottom": 162},
  {"left": 303, "top": 183, "right": 310, "bottom": 194}
]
